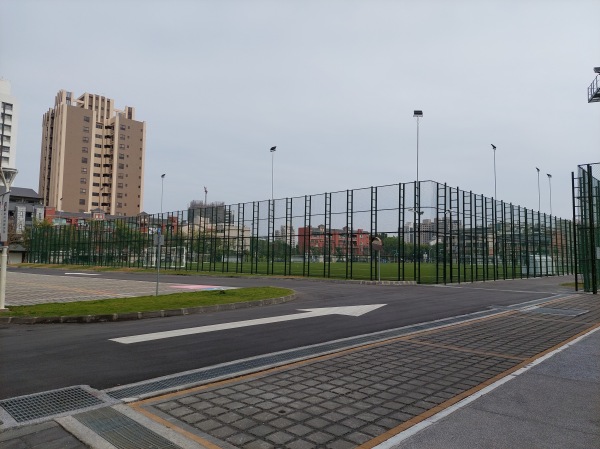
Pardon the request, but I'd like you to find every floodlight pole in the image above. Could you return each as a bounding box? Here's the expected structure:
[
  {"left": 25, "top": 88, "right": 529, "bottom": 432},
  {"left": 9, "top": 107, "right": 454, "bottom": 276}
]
[
  {"left": 536, "top": 167, "right": 541, "bottom": 211},
  {"left": 413, "top": 111, "right": 423, "bottom": 185},
  {"left": 547, "top": 173, "right": 552, "bottom": 215},
  {"left": 413, "top": 111, "right": 423, "bottom": 283},
  {"left": 491, "top": 144, "right": 497, "bottom": 199},
  {"left": 160, "top": 174, "right": 165, "bottom": 214},
  {"left": 270, "top": 146, "right": 276, "bottom": 201}
]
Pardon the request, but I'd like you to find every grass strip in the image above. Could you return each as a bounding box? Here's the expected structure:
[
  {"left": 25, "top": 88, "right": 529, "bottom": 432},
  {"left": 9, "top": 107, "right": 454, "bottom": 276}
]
[{"left": 0, "top": 287, "right": 293, "bottom": 317}]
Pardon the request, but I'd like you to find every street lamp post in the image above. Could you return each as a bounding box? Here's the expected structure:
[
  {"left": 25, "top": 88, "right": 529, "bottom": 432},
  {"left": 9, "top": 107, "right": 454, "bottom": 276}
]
[
  {"left": 270, "top": 146, "right": 276, "bottom": 201},
  {"left": 547, "top": 173, "right": 552, "bottom": 215},
  {"left": 536, "top": 167, "right": 541, "bottom": 211},
  {"left": 491, "top": 144, "right": 497, "bottom": 199}
]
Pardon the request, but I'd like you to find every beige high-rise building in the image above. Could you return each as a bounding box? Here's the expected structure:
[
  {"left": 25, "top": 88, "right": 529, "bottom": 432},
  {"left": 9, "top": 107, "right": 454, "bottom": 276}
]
[{"left": 39, "top": 90, "right": 145, "bottom": 216}]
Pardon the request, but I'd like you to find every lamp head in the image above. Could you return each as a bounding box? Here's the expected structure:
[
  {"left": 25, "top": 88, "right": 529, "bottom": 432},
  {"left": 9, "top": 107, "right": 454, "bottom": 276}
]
[
  {"left": 491, "top": 144, "right": 496, "bottom": 150},
  {"left": 161, "top": 174, "right": 166, "bottom": 178},
  {"left": 413, "top": 110, "right": 423, "bottom": 118},
  {"left": 270, "top": 146, "right": 276, "bottom": 152}
]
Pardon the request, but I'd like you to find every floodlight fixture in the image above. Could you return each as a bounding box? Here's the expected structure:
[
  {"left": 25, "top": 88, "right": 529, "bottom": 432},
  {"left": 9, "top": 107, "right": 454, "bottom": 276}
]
[
  {"left": 413, "top": 110, "right": 423, "bottom": 117},
  {"left": 594, "top": 67, "right": 600, "bottom": 74}
]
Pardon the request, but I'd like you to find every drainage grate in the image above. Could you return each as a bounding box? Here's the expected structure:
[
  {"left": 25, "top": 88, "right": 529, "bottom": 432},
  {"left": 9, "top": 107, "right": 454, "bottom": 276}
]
[
  {"left": 106, "top": 307, "right": 502, "bottom": 400},
  {"left": 526, "top": 307, "right": 589, "bottom": 317},
  {"left": 75, "top": 407, "right": 182, "bottom": 449},
  {"left": 0, "top": 386, "right": 104, "bottom": 423}
]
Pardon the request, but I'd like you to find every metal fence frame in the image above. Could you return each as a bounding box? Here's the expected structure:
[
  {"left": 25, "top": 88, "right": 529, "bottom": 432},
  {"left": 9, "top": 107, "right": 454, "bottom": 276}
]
[
  {"left": 573, "top": 163, "right": 599, "bottom": 293},
  {"left": 28, "top": 180, "right": 575, "bottom": 284}
]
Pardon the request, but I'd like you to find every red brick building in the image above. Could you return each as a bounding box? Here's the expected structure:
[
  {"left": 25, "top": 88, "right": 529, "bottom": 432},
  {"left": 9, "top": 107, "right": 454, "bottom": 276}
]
[{"left": 298, "top": 225, "right": 370, "bottom": 257}]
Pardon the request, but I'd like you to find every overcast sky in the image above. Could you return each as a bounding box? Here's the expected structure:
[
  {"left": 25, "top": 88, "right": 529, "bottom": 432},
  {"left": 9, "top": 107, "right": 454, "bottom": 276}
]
[{"left": 1, "top": 0, "right": 598, "bottom": 220}]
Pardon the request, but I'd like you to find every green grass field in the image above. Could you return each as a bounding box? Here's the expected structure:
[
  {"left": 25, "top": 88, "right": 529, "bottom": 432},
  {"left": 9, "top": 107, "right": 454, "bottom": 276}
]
[{"left": 18, "top": 260, "right": 557, "bottom": 284}]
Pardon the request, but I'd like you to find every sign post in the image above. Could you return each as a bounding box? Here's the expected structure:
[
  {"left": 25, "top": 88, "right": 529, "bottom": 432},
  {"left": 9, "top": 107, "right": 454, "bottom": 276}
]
[{"left": 371, "top": 237, "right": 383, "bottom": 282}]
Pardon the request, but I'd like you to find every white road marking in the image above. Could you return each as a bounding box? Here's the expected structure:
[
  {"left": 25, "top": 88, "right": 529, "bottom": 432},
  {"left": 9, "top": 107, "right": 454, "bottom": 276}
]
[
  {"left": 110, "top": 304, "right": 386, "bottom": 344},
  {"left": 64, "top": 272, "right": 101, "bottom": 276}
]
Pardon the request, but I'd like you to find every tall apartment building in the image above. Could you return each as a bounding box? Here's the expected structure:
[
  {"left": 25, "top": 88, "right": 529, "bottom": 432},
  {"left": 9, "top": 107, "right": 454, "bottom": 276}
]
[
  {"left": 39, "top": 90, "right": 145, "bottom": 216},
  {"left": 0, "top": 79, "right": 18, "bottom": 171}
]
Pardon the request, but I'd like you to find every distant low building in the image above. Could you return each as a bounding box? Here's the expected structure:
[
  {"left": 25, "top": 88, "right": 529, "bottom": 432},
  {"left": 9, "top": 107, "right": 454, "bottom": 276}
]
[{"left": 1, "top": 186, "right": 44, "bottom": 235}]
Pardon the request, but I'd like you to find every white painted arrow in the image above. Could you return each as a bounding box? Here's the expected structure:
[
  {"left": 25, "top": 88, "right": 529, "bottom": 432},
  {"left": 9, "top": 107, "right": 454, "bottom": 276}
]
[{"left": 110, "top": 304, "right": 386, "bottom": 344}]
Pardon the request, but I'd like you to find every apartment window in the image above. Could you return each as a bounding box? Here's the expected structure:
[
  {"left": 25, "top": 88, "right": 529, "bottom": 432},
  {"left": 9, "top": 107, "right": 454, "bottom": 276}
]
[
  {"left": 118, "top": 163, "right": 124, "bottom": 169},
  {"left": 95, "top": 144, "right": 102, "bottom": 148},
  {"left": 117, "top": 202, "right": 123, "bottom": 208},
  {"left": 117, "top": 193, "right": 123, "bottom": 198},
  {"left": 80, "top": 178, "right": 86, "bottom": 184},
  {"left": 120, "top": 124, "right": 126, "bottom": 131},
  {"left": 119, "top": 144, "right": 125, "bottom": 150},
  {"left": 118, "top": 174, "right": 124, "bottom": 179},
  {"left": 81, "top": 167, "right": 88, "bottom": 174},
  {"left": 79, "top": 199, "right": 86, "bottom": 205},
  {"left": 118, "top": 153, "right": 124, "bottom": 160},
  {"left": 93, "top": 173, "right": 100, "bottom": 177},
  {"left": 93, "top": 182, "right": 100, "bottom": 187},
  {"left": 117, "top": 182, "right": 123, "bottom": 188},
  {"left": 92, "top": 202, "right": 98, "bottom": 206},
  {"left": 83, "top": 126, "right": 89, "bottom": 133},
  {"left": 94, "top": 153, "right": 101, "bottom": 158},
  {"left": 95, "top": 134, "right": 103, "bottom": 139},
  {"left": 82, "top": 147, "right": 88, "bottom": 153},
  {"left": 80, "top": 188, "right": 86, "bottom": 194},
  {"left": 94, "top": 163, "right": 101, "bottom": 167},
  {"left": 119, "top": 134, "right": 125, "bottom": 140},
  {"left": 95, "top": 123, "right": 103, "bottom": 129},
  {"left": 83, "top": 116, "right": 90, "bottom": 122},
  {"left": 82, "top": 136, "right": 89, "bottom": 143},
  {"left": 81, "top": 157, "right": 88, "bottom": 163},
  {"left": 92, "top": 192, "right": 99, "bottom": 196},
  {"left": 2, "top": 125, "right": 11, "bottom": 132}
]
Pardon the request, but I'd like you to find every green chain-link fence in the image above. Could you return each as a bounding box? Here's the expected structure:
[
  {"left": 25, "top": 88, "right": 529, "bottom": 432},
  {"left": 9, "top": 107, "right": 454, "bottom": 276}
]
[{"left": 28, "top": 180, "right": 574, "bottom": 284}]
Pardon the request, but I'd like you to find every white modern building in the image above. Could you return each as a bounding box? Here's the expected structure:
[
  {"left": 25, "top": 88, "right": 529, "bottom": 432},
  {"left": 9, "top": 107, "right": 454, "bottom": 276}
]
[
  {"left": 0, "top": 79, "right": 18, "bottom": 170},
  {"left": 0, "top": 79, "right": 19, "bottom": 243}
]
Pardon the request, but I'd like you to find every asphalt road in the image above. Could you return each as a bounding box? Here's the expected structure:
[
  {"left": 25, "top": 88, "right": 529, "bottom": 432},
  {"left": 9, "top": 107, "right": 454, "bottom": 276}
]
[{"left": 0, "top": 268, "right": 575, "bottom": 399}]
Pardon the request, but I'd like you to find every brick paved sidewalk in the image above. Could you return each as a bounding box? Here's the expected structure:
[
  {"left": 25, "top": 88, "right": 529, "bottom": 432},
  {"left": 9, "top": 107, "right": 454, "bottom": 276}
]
[{"left": 125, "top": 293, "right": 600, "bottom": 449}]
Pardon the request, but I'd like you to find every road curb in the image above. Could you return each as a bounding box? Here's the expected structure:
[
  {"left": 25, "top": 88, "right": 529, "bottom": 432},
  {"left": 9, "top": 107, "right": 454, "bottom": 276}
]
[{"left": 0, "top": 294, "right": 297, "bottom": 325}]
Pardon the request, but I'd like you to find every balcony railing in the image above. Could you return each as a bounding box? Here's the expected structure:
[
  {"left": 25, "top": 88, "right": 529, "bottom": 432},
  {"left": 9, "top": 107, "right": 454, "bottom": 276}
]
[{"left": 588, "top": 75, "right": 600, "bottom": 103}]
